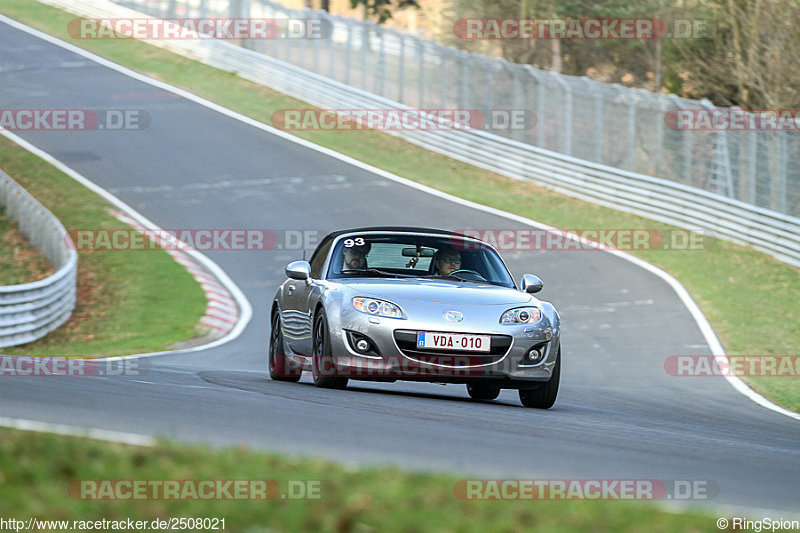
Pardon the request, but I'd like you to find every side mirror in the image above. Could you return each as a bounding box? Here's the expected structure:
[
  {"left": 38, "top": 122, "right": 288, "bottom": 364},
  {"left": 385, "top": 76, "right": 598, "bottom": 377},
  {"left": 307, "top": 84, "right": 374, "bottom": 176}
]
[
  {"left": 520, "top": 274, "right": 543, "bottom": 294},
  {"left": 286, "top": 260, "right": 311, "bottom": 281}
]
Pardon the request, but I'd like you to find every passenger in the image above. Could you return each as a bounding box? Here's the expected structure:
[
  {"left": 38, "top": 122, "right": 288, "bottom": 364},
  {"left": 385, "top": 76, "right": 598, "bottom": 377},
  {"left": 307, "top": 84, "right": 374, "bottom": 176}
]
[{"left": 433, "top": 246, "right": 462, "bottom": 276}]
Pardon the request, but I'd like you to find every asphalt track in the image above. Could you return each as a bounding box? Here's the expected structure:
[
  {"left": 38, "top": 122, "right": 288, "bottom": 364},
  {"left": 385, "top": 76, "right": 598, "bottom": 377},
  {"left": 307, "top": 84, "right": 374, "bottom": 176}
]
[{"left": 1, "top": 18, "right": 798, "bottom": 513}]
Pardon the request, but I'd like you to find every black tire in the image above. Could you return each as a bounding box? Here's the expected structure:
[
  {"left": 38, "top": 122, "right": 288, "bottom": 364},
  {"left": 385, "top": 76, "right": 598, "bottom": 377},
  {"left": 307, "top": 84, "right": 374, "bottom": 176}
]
[
  {"left": 467, "top": 382, "right": 501, "bottom": 401},
  {"left": 269, "top": 311, "right": 301, "bottom": 382},
  {"left": 519, "top": 347, "right": 560, "bottom": 409},
  {"left": 311, "top": 309, "right": 348, "bottom": 389}
]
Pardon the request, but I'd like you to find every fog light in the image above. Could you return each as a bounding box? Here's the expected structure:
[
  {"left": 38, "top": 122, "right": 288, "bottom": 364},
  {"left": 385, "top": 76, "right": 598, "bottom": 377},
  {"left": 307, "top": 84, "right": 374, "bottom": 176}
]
[
  {"left": 356, "top": 339, "right": 370, "bottom": 352},
  {"left": 524, "top": 345, "right": 546, "bottom": 365}
]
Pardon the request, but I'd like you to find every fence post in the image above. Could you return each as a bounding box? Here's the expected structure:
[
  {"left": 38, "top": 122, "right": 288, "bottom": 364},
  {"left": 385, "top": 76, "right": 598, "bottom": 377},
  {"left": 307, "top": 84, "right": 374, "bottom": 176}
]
[
  {"left": 414, "top": 36, "right": 424, "bottom": 108},
  {"left": 361, "top": 21, "right": 369, "bottom": 91},
  {"left": 522, "top": 66, "right": 545, "bottom": 148},
  {"left": 376, "top": 25, "right": 385, "bottom": 96},
  {"left": 626, "top": 90, "right": 637, "bottom": 171},
  {"left": 398, "top": 31, "right": 405, "bottom": 103},
  {"left": 439, "top": 45, "right": 447, "bottom": 108},
  {"left": 747, "top": 129, "right": 758, "bottom": 204},
  {"left": 344, "top": 20, "right": 353, "bottom": 86},
  {"left": 511, "top": 63, "right": 523, "bottom": 142},
  {"left": 669, "top": 95, "right": 692, "bottom": 184},
  {"left": 460, "top": 53, "right": 470, "bottom": 111},
  {"left": 550, "top": 73, "right": 572, "bottom": 156},
  {"left": 778, "top": 132, "right": 788, "bottom": 213},
  {"left": 588, "top": 78, "right": 603, "bottom": 164}
]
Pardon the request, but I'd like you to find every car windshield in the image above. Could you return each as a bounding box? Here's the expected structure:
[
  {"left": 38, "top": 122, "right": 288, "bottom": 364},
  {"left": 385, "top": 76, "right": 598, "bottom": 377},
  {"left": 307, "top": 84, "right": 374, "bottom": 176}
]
[{"left": 326, "top": 233, "right": 515, "bottom": 287}]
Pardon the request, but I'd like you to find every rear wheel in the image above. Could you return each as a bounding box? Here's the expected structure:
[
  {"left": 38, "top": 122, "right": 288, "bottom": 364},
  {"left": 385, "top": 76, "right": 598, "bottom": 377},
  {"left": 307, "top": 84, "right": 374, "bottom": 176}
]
[
  {"left": 269, "top": 311, "right": 301, "bottom": 382},
  {"left": 519, "top": 347, "right": 560, "bottom": 409},
  {"left": 312, "top": 309, "right": 348, "bottom": 389},
  {"left": 467, "top": 382, "right": 501, "bottom": 401}
]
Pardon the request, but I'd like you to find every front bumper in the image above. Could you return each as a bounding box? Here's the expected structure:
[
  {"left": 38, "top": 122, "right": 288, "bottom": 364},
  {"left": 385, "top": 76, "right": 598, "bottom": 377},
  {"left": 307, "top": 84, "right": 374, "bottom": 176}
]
[{"left": 324, "top": 303, "right": 560, "bottom": 385}]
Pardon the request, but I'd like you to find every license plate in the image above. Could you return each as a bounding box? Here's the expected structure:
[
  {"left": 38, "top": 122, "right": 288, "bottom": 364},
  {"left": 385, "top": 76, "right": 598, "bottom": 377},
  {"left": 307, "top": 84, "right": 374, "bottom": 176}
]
[{"left": 416, "top": 332, "right": 491, "bottom": 352}]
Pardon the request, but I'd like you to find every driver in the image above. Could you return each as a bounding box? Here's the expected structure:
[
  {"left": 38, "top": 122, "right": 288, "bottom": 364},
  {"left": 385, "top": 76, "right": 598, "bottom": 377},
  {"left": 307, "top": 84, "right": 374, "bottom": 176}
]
[
  {"left": 342, "top": 241, "right": 371, "bottom": 270},
  {"left": 433, "top": 246, "right": 462, "bottom": 276}
]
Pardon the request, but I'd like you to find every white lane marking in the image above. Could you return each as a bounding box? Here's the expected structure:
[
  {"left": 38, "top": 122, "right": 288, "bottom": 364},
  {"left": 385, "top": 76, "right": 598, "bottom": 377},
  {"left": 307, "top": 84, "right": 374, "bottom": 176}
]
[
  {"left": 0, "top": 14, "right": 796, "bottom": 423},
  {"left": 0, "top": 416, "right": 155, "bottom": 447}
]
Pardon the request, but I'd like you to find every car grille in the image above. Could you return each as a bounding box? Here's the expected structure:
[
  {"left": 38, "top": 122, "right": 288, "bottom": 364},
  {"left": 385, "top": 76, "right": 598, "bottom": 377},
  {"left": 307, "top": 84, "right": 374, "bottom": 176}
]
[{"left": 393, "top": 330, "right": 511, "bottom": 366}]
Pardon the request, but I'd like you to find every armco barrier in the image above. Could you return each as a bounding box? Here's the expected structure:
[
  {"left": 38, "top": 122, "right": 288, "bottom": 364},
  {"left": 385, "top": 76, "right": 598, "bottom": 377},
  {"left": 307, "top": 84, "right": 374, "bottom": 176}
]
[
  {"left": 0, "top": 170, "right": 77, "bottom": 348},
  {"left": 36, "top": 0, "right": 800, "bottom": 267}
]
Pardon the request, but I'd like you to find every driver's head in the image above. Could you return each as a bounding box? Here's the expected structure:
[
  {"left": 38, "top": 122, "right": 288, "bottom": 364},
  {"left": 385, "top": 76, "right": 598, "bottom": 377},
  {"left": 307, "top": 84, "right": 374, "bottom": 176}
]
[
  {"left": 434, "top": 246, "right": 461, "bottom": 276},
  {"left": 342, "top": 242, "right": 370, "bottom": 270}
]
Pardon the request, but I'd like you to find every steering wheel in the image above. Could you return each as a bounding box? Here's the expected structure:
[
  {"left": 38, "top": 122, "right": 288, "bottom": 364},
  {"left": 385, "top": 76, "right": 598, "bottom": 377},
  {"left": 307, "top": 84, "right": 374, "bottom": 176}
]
[{"left": 447, "top": 269, "right": 486, "bottom": 281}]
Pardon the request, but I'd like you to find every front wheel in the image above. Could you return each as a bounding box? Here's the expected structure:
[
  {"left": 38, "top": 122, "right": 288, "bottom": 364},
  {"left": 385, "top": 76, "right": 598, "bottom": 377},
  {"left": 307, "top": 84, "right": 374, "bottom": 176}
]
[
  {"left": 311, "top": 309, "right": 348, "bottom": 390},
  {"left": 269, "top": 311, "right": 301, "bottom": 382},
  {"left": 467, "top": 382, "right": 501, "bottom": 401},
  {"left": 519, "top": 347, "right": 560, "bottom": 409}
]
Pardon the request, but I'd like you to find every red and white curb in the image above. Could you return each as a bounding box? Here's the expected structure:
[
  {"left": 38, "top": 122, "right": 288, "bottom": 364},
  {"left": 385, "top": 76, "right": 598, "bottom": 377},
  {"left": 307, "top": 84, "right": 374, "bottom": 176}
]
[{"left": 109, "top": 209, "right": 238, "bottom": 337}]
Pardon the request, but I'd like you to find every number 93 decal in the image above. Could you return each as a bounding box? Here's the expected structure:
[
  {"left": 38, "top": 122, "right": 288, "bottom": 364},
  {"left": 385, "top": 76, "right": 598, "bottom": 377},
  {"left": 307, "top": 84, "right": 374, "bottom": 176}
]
[{"left": 344, "top": 237, "right": 366, "bottom": 247}]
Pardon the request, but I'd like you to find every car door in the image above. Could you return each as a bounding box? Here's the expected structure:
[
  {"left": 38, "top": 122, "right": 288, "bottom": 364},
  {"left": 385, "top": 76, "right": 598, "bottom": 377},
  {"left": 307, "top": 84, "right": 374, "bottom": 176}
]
[{"left": 283, "top": 240, "right": 332, "bottom": 354}]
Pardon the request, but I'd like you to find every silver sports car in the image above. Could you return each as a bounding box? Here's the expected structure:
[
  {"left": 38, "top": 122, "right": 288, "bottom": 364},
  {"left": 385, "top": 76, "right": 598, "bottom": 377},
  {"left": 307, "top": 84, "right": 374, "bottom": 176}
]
[{"left": 269, "top": 227, "right": 561, "bottom": 408}]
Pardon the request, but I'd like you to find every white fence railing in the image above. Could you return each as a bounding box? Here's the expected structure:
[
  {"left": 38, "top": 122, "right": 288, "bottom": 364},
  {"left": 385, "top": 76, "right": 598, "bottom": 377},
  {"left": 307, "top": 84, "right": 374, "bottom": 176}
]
[
  {"left": 35, "top": 0, "right": 800, "bottom": 267},
  {"left": 0, "top": 170, "right": 77, "bottom": 348}
]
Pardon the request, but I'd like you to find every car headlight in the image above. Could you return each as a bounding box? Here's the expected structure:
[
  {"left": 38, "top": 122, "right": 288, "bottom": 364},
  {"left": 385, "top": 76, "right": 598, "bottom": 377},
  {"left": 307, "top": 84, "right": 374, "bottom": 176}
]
[
  {"left": 352, "top": 297, "right": 404, "bottom": 319},
  {"left": 500, "top": 306, "right": 542, "bottom": 324}
]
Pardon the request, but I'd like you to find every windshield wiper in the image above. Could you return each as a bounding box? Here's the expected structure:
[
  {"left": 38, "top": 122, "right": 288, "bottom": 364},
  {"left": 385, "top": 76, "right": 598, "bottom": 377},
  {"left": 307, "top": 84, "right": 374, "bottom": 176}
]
[{"left": 427, "top": 275, "right": 499, "bottom": 286}]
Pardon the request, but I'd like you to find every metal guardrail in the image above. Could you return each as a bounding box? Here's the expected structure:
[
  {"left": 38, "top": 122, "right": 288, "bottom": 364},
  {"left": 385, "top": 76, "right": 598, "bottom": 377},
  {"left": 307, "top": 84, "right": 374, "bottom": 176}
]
[
  {"left": 115, "top": 0, "right": 800, "bottom": 221},
  {"left": 0, "top": 170, "right": 77, "bottom": 348},
  {"left": 37, "top": 0, "right": 800, "bottom": 267}
]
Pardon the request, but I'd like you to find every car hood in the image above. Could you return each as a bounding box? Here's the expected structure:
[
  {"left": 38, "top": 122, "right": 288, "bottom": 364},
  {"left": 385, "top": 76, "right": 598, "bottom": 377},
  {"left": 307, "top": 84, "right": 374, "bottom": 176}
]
[{"left": 335, "top": 278, "right": 534, "bottom": 306}]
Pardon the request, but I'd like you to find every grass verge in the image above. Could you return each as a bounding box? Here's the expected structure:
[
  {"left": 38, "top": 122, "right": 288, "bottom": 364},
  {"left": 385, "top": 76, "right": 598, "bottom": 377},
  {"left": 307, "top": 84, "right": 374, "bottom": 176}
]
[
  {"left": 0, "top": 136, "right": 207, "bottom": 357},
  {"left": 0, "top": 207, "right": 53, "bottom": 285},
  {"left": 1, "top": 1, "right": 798, "bottom": 410},
  {"left": 0, "top": 426, "right": 717, "bottom": 532}
]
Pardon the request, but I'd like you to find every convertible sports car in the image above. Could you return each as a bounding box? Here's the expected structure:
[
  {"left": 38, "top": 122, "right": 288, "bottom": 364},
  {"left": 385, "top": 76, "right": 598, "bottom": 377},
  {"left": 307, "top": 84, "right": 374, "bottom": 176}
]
[{"left": 269, "top": 227, "right": 561, "bottom": 408}]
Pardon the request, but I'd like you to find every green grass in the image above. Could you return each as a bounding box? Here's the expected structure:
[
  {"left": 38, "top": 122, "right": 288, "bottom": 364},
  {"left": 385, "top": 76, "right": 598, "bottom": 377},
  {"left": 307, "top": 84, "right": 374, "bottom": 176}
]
[
  {"left": 0, "top": 137, "right": 207, "bottom": 357},
  {"left": 0, "top": 206, "right": 53, "bottom": 285},
  {"left": 0, "top": 426, "right": 717, "bottom": 532},
  {"left": 1, "top": 1, "right": 798, "bottom": 410}
]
